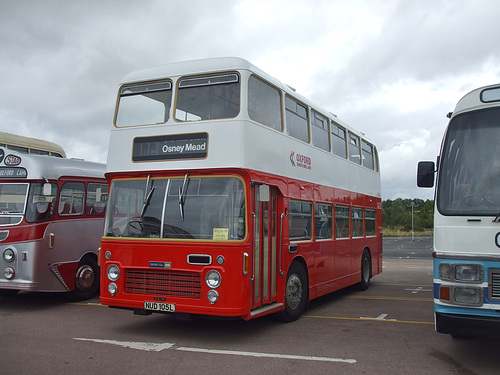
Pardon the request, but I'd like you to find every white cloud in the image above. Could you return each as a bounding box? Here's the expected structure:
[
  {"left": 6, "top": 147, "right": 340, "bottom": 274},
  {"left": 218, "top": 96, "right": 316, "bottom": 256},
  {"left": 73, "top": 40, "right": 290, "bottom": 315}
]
[{"left": 1, "top": 0, "right": 500, "bottom": 199}]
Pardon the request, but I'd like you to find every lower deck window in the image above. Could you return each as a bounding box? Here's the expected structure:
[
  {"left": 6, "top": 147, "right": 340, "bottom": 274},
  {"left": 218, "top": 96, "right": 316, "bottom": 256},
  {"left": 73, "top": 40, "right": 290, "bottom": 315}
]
[
  {"left": 352, "top": 208, "right": 364, "bottom": 237},
  {"left": 315, "top": 203, "right": 333, "bottom": 239},
  {"left": 335, "top": 206, "right": 350, "bottom": 239},
  {"left": 289, "top": 200, "right": 312, "bottom": 240}
]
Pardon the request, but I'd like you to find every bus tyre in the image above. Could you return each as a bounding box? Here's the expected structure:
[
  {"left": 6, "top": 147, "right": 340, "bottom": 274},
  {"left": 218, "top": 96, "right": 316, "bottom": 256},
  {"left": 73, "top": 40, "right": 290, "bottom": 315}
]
[
  {"left": 68, "top": 257, "right": 100, "bottom": 301},
  {"left": 358, "top": 250, "right": 371, "bottom": 291},
  {"left": 277, "top": 261, "right": 308, "bottom": 322}
]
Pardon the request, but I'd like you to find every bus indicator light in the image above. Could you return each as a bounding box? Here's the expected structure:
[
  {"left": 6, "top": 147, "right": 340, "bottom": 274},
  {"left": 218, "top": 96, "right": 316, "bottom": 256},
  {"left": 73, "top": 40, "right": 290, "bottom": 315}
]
[
  {"left": 243, "top": 253, "right": 249, "bottom": 275},
  {"left": 439, "top": 286, "right": 450, "bottom": 301}
]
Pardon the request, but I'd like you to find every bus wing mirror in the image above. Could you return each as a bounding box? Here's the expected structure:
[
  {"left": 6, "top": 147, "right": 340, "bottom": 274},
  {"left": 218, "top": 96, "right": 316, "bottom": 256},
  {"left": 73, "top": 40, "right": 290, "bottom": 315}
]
[{"left": 417, "top": 161, "right": 435, "bottom": 188}]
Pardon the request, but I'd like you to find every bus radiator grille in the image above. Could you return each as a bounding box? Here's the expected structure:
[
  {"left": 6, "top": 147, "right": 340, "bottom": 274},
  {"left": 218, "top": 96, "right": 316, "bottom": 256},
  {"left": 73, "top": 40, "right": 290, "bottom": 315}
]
[
  {"left": 491, "top": 271, "right": 500, "bottom": 300},
  {"left": 125, "top": 269, "right": 201, "bottom": 299}
]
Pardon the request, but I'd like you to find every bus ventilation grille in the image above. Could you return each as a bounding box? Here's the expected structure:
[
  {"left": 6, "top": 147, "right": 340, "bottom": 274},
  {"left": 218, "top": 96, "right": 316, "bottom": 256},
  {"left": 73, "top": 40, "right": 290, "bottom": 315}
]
[
  {"left": 125, "top": 269, "right": 201, "bottom": 299},
  {"left": 491, "top": 271, "right": 500, "bottom": 300}
]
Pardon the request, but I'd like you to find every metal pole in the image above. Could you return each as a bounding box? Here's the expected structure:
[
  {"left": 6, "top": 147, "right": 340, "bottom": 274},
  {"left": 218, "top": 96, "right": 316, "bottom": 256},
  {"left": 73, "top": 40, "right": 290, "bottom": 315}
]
[{"left": 411, "top": 203, "right": 414, "bottom": 241}]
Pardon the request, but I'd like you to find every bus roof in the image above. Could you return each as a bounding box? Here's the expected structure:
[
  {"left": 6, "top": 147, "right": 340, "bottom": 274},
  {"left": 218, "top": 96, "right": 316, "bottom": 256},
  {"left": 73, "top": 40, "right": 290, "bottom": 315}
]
[
  {"left": 0, "top": 147, "right": 105, "bottom": 181},
  {"left": 452, "top": 83, "right": 500, "bottom": 118},
  {"left": 0, "top": 131, "right": 66, "bottom": 158},
  {"left": 119, "top": 57, "right": 371, "bottom": 144}
]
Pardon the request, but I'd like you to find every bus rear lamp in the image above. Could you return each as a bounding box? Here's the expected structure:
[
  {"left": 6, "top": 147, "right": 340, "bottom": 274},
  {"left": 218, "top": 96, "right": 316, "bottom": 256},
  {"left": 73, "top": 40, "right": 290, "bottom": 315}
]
[
  {"left": 108, "top": 283, "right": 118, "bottom": 296},
  {"left": 4, "top": 267, "right": 15, "bottom": 280},
  {"left": 207, "top": 290, "right": 219, "bottom": 304},
  {"left": 205, "top": 270, "right": 221, "bottom": 288},
  {"left": 107, "top": 264, "right": 120, "bottom": 281},
  {"left": 3, "top": 248, "right": 15, "bottom": 263}
]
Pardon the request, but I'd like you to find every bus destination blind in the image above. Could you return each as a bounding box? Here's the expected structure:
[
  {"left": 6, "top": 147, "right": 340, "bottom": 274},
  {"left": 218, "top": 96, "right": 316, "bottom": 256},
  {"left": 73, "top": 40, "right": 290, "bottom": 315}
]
[{"left": 132, "top": 133, "right": 208, "bottom": 162}]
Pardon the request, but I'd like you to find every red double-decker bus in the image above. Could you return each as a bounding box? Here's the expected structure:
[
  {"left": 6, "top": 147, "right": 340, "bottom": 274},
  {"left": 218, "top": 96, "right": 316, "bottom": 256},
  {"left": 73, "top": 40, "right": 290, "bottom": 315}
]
[{"left": 100, "top": 57, "right": 382, "bottom": 321}]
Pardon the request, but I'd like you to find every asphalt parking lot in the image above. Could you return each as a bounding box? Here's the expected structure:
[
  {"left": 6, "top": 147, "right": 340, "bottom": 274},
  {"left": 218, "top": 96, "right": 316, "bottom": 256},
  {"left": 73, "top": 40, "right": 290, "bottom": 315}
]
[{"left": 1, "top": 237, "right": 499, "bottom": 374}]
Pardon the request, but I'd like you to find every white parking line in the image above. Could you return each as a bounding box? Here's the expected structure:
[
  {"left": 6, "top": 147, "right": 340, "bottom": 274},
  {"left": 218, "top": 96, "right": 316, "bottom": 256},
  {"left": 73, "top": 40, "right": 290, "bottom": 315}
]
[{"left": 74, "top": 338, "right": 356, "bottom": 364}]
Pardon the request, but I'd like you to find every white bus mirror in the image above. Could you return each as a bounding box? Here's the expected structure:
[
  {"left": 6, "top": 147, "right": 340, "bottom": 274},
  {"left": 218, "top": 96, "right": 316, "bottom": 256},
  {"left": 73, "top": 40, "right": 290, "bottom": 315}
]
[
  {"left": 259, "top": 184, "right": 270, "bottom": 202},
  {"left": 43, "top": 182, "right": 52, "bottom": 196},
  {"left": 96, "top": 187, "right": 102, "bottom": 202}
]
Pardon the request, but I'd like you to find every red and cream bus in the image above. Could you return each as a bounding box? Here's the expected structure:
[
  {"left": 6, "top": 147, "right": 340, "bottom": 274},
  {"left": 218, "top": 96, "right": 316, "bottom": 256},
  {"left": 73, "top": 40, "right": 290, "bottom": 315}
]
[
  {"left": 0, "top": 147, "right": 107, "bottom": 300},
  {"left": 100, "top": 57, "right": 382, "bottom": 321}
]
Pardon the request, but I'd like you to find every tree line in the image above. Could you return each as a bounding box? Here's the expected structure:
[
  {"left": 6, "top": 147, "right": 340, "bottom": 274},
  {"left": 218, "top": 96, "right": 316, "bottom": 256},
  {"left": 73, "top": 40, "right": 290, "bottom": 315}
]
[{"left": 382, "top": 198, "right": 434, "bottom": 232}]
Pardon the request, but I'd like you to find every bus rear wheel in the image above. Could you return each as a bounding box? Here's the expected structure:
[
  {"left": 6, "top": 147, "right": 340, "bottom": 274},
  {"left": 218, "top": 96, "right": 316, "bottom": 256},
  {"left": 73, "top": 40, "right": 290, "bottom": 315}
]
[
  {"left": 68, "top": 257, "right": 99, "bottom": 301},
  {"left": 358, "top": 249, "right": 371, "bottom": 291},
  {"left": 277, "top": 261, "right": 308, "bottom": 322}
]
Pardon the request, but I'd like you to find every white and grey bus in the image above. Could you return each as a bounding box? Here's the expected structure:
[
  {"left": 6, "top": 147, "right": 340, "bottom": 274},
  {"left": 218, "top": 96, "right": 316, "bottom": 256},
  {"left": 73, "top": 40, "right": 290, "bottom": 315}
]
[
  {"left": 0, "top": 147, "right": 107, "bottom": 300},
  {"left": 418, "top": 83, "right": 500, "bottom": 337}
]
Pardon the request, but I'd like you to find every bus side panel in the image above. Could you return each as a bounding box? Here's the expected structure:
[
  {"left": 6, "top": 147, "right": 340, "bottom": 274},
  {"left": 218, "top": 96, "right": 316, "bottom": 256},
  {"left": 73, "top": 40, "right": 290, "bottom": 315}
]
[{"left": 11, "top": 218, "right": 104, "bottom": 292}]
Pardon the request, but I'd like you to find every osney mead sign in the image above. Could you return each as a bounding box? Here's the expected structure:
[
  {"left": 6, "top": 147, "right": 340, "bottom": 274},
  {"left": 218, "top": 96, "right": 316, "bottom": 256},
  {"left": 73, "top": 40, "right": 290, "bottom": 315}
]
[{"left": 132, "top": 133, "right": 208, "bottom": 162}]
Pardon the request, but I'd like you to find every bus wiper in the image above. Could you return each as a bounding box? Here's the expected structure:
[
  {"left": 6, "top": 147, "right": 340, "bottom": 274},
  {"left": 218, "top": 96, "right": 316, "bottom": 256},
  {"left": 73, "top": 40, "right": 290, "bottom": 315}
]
[
  {"left": 141, "top": 174, "right": 155, "bottom": 218},
  {"left": 493, "top": 212, "right": 500, "bottom": 223},
  {"left": 141, "top": 187, "right": 155, "bottom": 218},
  {"left": 179, "top": 173, "right": 189, "bottom": 222}
]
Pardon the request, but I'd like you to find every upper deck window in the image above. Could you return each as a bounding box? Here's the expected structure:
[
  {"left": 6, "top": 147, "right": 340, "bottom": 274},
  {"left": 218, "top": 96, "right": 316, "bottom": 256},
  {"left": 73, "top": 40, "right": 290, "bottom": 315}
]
[
  {"left": 348, "top": 132, "right": 361, "bottom": 164},
  {"left": 311, "top": 111, "right": 330, "bottom": 151},
  {"left": 248, "top": 76, "right": 282, "bottom": 131},
  {"left": 116, "top": 81, "right": 172, "bottom": 127},
  {"left": 331, "top": 123, "right": 347, "bottom": 158},
  {"left": 362, "top": 140, "right": 374, "bottom": 170},
  {"left": 175, "top": 73, "right": 240, "bottom": 122},
  {"left": 285, "top": 96, "right": 309, "bottom": 143}
]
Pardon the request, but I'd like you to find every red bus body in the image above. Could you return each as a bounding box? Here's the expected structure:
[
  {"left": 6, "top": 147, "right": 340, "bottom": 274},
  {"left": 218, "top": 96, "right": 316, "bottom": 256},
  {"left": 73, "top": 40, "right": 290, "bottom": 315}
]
[{"left": 100, "top": 58, "right": 382, "bottom": 320}]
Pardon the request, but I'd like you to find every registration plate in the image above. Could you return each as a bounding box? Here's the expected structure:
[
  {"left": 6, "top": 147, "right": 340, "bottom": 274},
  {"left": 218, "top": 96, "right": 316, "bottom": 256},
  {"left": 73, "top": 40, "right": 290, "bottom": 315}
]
[{"left": 144, "top": 301, "right": 176, "bottom": 312}]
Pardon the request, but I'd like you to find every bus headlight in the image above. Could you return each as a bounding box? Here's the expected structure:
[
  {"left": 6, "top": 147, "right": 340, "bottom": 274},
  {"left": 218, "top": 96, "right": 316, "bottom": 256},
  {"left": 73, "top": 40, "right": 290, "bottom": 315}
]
[
  {"left": 205, "top": 270, "right": 221, "bottom": 288},
  {"left": 107, "top": 264, "right": 120, "bottom": 281},
  {"left": 438, "top": 263, "right": 483, "bottom": 283},
  {"left": 4, "top": 267, "right": 15, "bottom": 280},
  {"left": 455, "top": 264, "right": 483, "bottom": 282},
  {"left": 454, "top": 287, "right": 483, "bottom": 306},
  {"left": 108, "top": 283, "right": 118, "bottom": 296},
  {"left": 3, "top": 248, "right": 15, "bottom": 263},
  {"left": 207, "top": 289, "right": 219, "bottom": 304}
]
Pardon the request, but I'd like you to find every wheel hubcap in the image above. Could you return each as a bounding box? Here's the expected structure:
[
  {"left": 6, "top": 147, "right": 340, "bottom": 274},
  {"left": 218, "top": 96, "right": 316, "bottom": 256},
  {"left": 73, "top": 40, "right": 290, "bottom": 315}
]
[
  {"left": 286, "top": 274, "right": 303, "bottom": 310},
  {"left": 75, "top": 265, "right": 95, "bottom": 291}
]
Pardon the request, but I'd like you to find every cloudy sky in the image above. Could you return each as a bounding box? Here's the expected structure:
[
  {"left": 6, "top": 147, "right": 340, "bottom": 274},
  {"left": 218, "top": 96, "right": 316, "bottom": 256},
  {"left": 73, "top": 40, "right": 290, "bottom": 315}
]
[{"left": 1, "top": 0, "right": 500, "bottom": 200}]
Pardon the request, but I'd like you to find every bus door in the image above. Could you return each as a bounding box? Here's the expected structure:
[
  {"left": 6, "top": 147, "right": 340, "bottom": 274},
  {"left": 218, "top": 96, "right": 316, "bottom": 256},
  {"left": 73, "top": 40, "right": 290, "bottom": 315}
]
[{"left": 252, "top": 184, "right": 279, "bottom": 310}]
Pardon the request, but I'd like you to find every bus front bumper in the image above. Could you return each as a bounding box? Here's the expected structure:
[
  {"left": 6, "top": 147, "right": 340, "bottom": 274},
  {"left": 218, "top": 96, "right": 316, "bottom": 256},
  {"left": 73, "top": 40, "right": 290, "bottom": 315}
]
[{"left": 435, "top": 312, "right": 500, "bottom": 336}]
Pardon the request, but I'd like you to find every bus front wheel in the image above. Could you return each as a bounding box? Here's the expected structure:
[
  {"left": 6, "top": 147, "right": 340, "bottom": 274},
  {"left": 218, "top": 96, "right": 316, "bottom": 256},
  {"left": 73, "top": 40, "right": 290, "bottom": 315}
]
[
  {"left": 68, "top": 257, "right": 100, "bottom": 301},
  {"left": 277, "top": 261, "right": 308, "bottom": 322}
]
